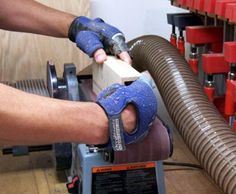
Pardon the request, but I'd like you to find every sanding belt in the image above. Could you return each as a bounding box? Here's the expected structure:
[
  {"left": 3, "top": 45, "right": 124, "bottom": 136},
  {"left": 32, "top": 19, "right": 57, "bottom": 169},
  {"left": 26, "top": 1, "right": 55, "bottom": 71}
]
[
  {"left": 1, "top": 78, "right": 172, "bottom": 163},
  {"left": 114, "top": 117, "right": 172, "bottom": 164}
]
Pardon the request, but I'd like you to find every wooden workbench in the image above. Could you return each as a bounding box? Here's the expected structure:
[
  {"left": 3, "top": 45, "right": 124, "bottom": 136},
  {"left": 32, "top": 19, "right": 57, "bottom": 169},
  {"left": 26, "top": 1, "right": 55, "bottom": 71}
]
[{"left": 0, "top": 127, "right": 224, "bottom": 194}]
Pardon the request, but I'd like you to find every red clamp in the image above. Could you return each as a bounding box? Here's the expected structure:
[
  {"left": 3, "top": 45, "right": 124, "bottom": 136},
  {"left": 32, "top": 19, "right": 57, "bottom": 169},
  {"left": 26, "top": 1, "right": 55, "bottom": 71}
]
[
  {"left": 202, "top": 53, "right": 229, "bottom": 103},
  {"left": 225, "top": 80, "right": 236, "bottom": 116},
  {"left": 224, "top": 42, "right": 236, "bottom": 63},
  {"left": 186, "top": 26, "right": 223, "bottom": 74},
  {"left": 194, "top": 0, "right": 205, "bottom": 11},
  {"left": 186, "top": 0, "right": 195, "bottom": 9},
  {"left": 224, "top": 3, "right": 236, "bottom": 21},
  {"left": 204, "top": 0, "right": 217, "bottom": 15},
  {"left": 202, "top": 53, "right": 229, "bottom": 74},
  {"left": 170, "top": 34, "right": 177, "bottom": 47},
  {"left": 211, "top": 42, "right": 224, "bottom": 53},
  {"left": 215, "top": 0, "right": 236, "bottom": 18},
  {"left": 178, "top": 36, "right": 185, "bottom": 56},
  {"left": 223, "top": 42, "right": 236, "bottom": 116},
  {"left": 186, "top": 26, "right": 223, "bottom": 45},
  {"left": 231, "top": 5, "right": 236, "bottom": 22},
  {"left": 189, "top": 58, "right": 199, "bottom": 74},
  {"left": 204, "top": 87, "right": 215, "bottom": 102}
]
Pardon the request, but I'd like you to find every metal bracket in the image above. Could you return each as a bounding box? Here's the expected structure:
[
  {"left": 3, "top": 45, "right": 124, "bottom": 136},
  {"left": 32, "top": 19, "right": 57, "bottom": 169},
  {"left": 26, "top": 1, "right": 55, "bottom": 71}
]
[{"left": 47, "top": 62, "right": 80, "bottom": 170}]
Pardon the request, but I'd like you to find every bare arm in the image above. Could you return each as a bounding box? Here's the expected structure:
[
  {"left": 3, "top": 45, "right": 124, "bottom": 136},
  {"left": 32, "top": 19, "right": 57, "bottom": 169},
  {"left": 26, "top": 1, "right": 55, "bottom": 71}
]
[
  {"left": 0, "top": 83, "right": 136, "bottom": 145},
  {"left": 0, "top": 0, "right": 135, "bottom": 145},
  {"left": 0, "top": 0, "right": 75, "bottom": 37},
  {"left": 0, "top": 0, "right": 132, "bottom": 63},
  {"left": 0, "top": 83, "right": 109, "bottom": 145}
]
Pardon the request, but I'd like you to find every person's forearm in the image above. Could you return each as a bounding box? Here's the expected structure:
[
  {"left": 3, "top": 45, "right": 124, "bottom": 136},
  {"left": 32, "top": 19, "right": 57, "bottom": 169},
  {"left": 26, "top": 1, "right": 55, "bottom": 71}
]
[
  {"left": 0, "top": 83, "right": 109, "bottom": 145},
  {"left": 0, "top": 0, "right": 76, "bottom": 37}
]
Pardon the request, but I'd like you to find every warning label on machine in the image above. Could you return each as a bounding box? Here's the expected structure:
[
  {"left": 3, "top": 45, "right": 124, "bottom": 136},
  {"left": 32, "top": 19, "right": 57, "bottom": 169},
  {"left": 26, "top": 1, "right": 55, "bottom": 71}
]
[{"left": 91, "top": 162, "right": 158, "bottom": 194}]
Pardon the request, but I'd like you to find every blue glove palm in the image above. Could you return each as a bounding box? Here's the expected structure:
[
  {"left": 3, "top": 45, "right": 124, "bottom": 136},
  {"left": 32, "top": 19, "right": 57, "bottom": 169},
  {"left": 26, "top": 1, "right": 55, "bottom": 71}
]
[
  {"left": 68, "top": 16, "right": 129, "bottom": 57},
  {"left": 96, "top": 79, "right": 157, "bottom": 151}
]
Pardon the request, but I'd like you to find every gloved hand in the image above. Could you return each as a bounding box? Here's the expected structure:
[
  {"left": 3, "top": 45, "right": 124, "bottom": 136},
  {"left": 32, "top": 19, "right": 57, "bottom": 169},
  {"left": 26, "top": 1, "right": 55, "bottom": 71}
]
[
  {"left": 68, "top": 16, "right": 129, "bottom": 57},
  {"left": 96, "top": 78, "right": 157, "bottom": 151}
]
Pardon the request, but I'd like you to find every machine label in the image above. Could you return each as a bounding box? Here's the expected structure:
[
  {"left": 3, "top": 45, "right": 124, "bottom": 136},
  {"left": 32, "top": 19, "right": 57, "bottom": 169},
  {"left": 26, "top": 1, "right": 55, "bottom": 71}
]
[{"left": 91, "top": 162, "right": 158, "bottom": 194}]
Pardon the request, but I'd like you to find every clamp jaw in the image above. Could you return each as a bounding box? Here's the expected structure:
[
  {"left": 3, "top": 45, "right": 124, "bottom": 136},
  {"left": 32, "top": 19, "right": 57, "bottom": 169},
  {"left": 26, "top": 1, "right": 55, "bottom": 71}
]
[{"left": 47, "top": 62, "right": 80, "bottom": 170}]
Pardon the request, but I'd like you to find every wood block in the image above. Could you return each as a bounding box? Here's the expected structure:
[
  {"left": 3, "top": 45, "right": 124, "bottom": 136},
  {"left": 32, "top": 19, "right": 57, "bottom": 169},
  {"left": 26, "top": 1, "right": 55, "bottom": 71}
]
[{"left": 92, "top": 56, "right": 141, "bottom": 95}]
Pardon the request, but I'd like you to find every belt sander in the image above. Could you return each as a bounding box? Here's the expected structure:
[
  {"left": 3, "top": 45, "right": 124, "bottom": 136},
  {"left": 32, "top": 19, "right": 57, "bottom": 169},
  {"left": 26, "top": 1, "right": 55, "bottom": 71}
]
[
  {"left": 2, "top": 57, "right": 172, "bottom": 194},
  {"left": 47, "top": 57, "right": 172, "bottom": 194}
]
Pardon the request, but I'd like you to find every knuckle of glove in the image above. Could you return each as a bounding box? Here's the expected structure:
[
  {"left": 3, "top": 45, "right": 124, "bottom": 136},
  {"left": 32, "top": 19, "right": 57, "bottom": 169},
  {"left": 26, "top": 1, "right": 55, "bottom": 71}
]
[
  {"left": 75, "top": 31, "right": 103, "bottom": 57},
  {"left": 91, "top": 18, "right": 122, "bottom": 39},
  {"left": 69, "top": 16, "right": 129, "bottom": 56},
  {"left": 68, "top": 16, "right": 91, "bottom": 42},
  {"left": 90, "top": 19, "right": 129, "bottom": 55}
]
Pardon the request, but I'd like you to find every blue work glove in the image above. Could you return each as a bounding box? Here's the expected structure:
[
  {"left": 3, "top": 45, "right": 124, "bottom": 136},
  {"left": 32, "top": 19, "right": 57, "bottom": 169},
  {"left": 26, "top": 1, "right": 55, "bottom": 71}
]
[
  {"left": 96, "top": 78, "right": 157, "bottom": 151},
  {"left": 68, "top": 16, "right": 129, "bottom": 57}
]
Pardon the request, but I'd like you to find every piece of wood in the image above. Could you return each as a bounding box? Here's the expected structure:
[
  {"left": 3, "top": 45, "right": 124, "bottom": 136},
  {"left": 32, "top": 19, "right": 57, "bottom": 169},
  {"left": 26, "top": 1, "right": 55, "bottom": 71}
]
[
  {"left": 92, "top": 56, "right": 141, "bottom": 94},
  {"left": 0, "top": 0, "right": 91, "bottom": 82}
]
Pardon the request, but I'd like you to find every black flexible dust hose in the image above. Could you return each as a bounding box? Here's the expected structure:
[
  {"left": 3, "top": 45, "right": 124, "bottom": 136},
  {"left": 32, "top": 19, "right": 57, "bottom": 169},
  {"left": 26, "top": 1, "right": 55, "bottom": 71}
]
[{"left": 128, "top": 35, "right": 236, "bottom": 194}]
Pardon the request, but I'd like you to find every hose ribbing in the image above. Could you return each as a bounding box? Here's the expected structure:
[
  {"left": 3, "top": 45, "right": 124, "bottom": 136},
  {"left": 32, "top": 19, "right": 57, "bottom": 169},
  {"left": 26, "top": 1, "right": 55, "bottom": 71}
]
[{"left": 128, "top": 35, "right": 236, "bottom": 194}]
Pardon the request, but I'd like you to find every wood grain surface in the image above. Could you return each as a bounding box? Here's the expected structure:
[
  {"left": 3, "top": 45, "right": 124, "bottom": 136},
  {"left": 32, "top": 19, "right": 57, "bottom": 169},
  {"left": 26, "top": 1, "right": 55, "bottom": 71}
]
[{"left": 0, "top": 0, "right": 91, "bottom": 82}]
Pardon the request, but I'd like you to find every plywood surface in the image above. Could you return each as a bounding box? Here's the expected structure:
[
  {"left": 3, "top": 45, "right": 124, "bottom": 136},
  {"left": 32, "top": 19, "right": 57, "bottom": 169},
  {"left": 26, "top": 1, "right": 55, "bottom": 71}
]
[
  {"left": 0, "top": 128, "right": 224, "bottom": 194},
  {"left": 0, "top": 0, "right": 91, "bottom": 82}
]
